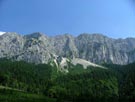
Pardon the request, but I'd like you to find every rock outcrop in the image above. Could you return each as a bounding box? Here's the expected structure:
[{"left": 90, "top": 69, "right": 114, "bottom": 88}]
[{"left": 0, "top": 32, "right": 135, "bottom": 65}]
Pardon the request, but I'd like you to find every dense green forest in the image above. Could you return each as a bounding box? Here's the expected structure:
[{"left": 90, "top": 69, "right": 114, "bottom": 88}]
[{"left": 0, "top": 59, "right": 135, "bottom": 102}]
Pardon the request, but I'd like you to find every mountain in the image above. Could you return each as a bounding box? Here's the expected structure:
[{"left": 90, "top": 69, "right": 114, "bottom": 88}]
[
  {"left": 0, "top": 32, "right": 135, "bottom": 65},
  {"left": 0, "top": 32, "right": 6, "bottom": 36}
]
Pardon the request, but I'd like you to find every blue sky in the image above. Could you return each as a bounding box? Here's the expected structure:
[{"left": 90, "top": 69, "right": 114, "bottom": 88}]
[{"left": 0, "top": 0, "right": 135, "bottom": 38}]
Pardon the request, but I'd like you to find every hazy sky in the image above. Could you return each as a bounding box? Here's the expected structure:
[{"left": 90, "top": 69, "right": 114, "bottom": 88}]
[{"left": 0, "top": 0, "right": 135, "bottom": 38}]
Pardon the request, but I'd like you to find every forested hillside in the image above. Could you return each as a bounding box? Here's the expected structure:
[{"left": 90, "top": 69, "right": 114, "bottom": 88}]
[{"left": 0, "top": 59, "right": 135, "bottom": 102}]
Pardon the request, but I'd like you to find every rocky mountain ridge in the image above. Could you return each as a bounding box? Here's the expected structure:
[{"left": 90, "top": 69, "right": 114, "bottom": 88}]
[{"left": 0, "top": 32, "right": 135, "bottom": 65}]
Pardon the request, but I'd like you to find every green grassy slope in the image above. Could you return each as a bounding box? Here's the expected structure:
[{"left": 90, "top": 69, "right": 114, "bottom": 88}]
[{"left": 0, "top": 86, "right": 56, "bottom": 102}]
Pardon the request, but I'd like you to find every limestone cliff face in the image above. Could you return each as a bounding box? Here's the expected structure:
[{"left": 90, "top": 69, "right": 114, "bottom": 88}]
[
  {"left": 0, "top": 32, "right": 135, "bottom": 65},
  {"left": 75, "top": 34, "right": 135, "bottom": 64}
]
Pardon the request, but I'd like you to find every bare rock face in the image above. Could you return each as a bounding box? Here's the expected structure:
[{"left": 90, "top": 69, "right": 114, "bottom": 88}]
[
  {"left": 75, "top": 34, "right": 132, "bottom": 64},
  {"left": 52, "top": 34, "right": 78, "bottom": 58},
  {"left": 0, "top": 32, "right": 24, "bottom": 58},
  {"left": 0, "top": 32, "right": 135, "bottom": 65}
]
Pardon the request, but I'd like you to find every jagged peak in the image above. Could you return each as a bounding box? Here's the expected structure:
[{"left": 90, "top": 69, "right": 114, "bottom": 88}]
[
  {"left": 24, "top": 32, "right": 47, "bottom": 39},
  {"left": 77, "top": 33, "right": 108, "bottom": 39},
  {"left": 0, "top": 31, "right": 6, "bottom": 36},
  {"left": 54, "top": 33, "right": 74, "bottom": 39},
  {"left": 0, "top": 32, "right": 22, "bottom": 38}
]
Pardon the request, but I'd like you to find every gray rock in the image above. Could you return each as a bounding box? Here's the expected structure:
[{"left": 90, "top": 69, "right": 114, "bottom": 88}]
[{"left": 0, "top": 32, "right": 135, "bottom": 65}]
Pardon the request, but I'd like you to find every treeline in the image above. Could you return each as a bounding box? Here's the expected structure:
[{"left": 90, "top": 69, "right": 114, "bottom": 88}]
[
  {"left": 0, "top": 59, "right": 54, "bottom": 94},
  {"left": 50, "top": 65, "right": 118, "bottom": 102},
  {"left": 104, "top": 63, "right": 135, "bottom": 101},
  {"left": 0, "top": 59, "right": 135, "bottom": 102}
]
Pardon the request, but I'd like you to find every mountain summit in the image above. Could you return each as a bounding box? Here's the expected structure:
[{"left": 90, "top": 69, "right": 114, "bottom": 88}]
[
  {"left": 0, "top": 31, "right": 6, "bottom": 36},
  {"left": 0, "top": 32, "right": 135, "bottom": 65}
]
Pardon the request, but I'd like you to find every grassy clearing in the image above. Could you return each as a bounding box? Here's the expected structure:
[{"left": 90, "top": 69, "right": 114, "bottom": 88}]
[{"left": 0, "top": 87, "right": 56, "bottom": 102}]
